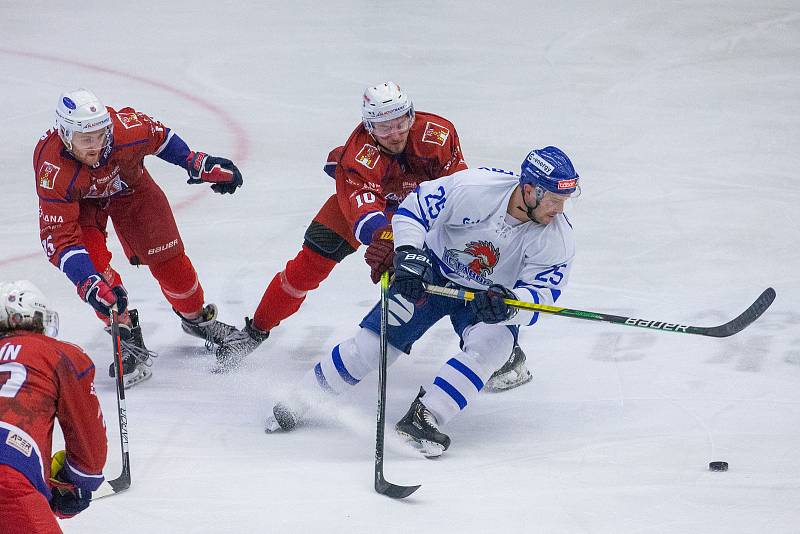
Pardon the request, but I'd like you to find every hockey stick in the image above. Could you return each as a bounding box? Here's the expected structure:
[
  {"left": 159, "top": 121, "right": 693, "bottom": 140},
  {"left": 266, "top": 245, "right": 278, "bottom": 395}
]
[
  {"left": 92, "top": 308, "right": 131, "bottom": 499},
  {"left": 374, "top": 271, "right": 421, "bottom": 499},
  {"left": 424, "top": 284, "right": 776, "bottom": 338}
]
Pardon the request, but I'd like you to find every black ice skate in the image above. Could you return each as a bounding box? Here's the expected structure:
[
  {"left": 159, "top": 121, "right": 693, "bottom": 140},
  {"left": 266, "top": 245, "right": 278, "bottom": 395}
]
[
  {"left": 264, "top": 402, "right": 301, "bottom": 433},
  {"left": 107, "top": 309, "right": 157, "bottom": 389},
  {"left": 214, "top": 317, "right": 269, "bottom": 372},
  {"left": 484, "top": 344, "right": 532, "bottom": 392},
  {"left": 178, "top": 303, "right": 238, "bottom": 350},
  {"left": 395, "top": 387, "right": 451, "bottom": 458}
]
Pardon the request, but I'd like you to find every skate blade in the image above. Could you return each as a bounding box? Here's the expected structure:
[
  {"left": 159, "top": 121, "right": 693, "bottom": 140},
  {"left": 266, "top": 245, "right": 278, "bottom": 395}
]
[
  {"left": 122, "top": 367, "right": 153, "bottom": 389},
  {"left": 396, "top": 431, "right": 445, "bottom": 458},
  {"left": 484, "top": 369, "right": 533, "bottom": 393}
]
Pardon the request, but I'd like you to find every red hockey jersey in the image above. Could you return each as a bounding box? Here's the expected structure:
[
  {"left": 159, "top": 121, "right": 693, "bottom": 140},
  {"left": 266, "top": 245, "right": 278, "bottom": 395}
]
[
  {"left": 330, "top": 111, "right": 468, "bottom": 244},
  {"left": 0, "top": 332, "right": 107, "bottom": 498},
  {"left": 33, "top": 107, "right": 171, "bottom": 271}
]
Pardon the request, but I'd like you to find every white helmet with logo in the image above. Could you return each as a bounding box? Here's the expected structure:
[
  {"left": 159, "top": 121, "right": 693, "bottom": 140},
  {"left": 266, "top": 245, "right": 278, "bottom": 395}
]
[
  {"left": 361, "top": 81, "right": 414, "bottom": 132},
  {"left": 55, "top": 89, "right": 113, "bottom": 151},
  {"left": 0, "top": 280, "right": 59, "bottom": 337}
]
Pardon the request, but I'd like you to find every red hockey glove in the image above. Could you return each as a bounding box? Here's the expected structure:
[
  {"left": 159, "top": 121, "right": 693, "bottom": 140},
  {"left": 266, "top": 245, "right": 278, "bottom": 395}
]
[
  {"left": 470, "top": 284, "right": 518, "bottom": 324},
  {"left": 49, "top": 451, "right": 91, "bottom": 519},
  {"left": 364, "top": 226, "right": 395, "bottom": 284},
  {"left": 186, "top": 151, "right": 243, "bottom": 194},
  {"left": 77, "top": 274, "right": 128, "bottom": 318}
]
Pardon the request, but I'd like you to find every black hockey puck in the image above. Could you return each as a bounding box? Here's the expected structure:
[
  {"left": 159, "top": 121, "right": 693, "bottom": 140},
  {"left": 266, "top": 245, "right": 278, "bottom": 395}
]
[{"left": 709, "top": 461, "right": 728, "bottom": 472}]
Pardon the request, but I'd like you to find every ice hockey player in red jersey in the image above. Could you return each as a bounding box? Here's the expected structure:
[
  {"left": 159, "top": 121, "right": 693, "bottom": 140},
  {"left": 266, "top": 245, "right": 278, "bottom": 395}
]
[
  {"left": 34, "top": 89, "right": 243, "bottom": 388},
  {"left": 0, "top": 281, "right": 107, "bottom": 534},
  {"left": 216, "top": 82, "right": 530, "bottom": 390}
]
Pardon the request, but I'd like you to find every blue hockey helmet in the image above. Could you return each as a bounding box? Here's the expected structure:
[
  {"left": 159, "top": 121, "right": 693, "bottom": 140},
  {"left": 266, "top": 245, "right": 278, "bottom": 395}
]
[{"left": 520, "top": 146, "right": 579, "bottom": 195}]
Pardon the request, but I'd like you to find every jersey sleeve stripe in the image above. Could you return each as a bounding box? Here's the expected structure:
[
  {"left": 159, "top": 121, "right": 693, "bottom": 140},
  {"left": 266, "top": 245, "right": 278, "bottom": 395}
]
[
  {"left": 64, "top": 458, "right": 105, "bottom": 491},
  {"left": 354, "top": 211, "right": 389, "bottom": 245},
  {"left": 515, "top": 286, "right": 541, "bottom": 326},
  {"left": 58, "top": 247, "right": 96, "bottom": 285},
  {"left": 394, "top": 207, "right": 428, "bottom": 230},
  {"left": 153, "top": 128, "right": 174, "bottom": 155}
]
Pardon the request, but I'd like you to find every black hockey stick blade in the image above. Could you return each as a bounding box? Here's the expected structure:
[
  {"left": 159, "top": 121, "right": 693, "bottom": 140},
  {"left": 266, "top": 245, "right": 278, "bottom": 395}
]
[
  {"left": 92, "top": 472, "right": 131, "bottom": 499},
  {"left": 375, "top": 473, "right": 421, "bottom": 499},
  {"left": 696, "top": 287, "right": 776, "bottom": 338}
]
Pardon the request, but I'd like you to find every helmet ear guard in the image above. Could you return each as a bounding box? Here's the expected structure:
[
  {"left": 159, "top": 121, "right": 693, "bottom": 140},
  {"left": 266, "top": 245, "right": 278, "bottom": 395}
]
[{"left": 361, "top": 81, "right": 414, "bottom": 132}]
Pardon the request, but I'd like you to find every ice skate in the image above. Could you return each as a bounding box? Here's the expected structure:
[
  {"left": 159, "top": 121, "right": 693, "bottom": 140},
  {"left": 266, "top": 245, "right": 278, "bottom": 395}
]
[
  {"left": 395, "top": 387, "right": 451, "bottom": 458},
  {"left": 484, "top": 344, "right": 532, "bottom": 392},
  {"left": 107, "top": 309, "right": 157, "bottom": 389},
  {"left": 179, "top": 303, "right": 238, "bottom": 350},
  {"left": 214, "top": 317, "right": 269, "bottom": 372},
  {"left": 264, "top": 402, "right": 301, "bottom": 433}
]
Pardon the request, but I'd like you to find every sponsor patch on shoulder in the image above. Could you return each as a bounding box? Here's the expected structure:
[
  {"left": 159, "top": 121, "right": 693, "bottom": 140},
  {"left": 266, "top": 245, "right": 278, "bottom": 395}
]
[
  {"left": 38, "top": 161, "right": 61, "bottom": 190},
  {"left": 355, "top": 144, "right": 380, "bottom": 170},
  {"left": 6, "top": 432, "right": 33, "bottom": 457},
  {"left": 117, "top": 112, "right": 142, "bottom": 129},
  {"left": 422, "top": 121, "right": 450, "bottom": 146}
]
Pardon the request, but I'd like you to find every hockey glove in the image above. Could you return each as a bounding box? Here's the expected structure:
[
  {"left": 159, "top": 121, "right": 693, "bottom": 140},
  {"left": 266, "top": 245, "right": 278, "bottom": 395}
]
[
  {"left": 77, "top": 274, "right": 128, "bottom": 318},
  {"left": 49, "top": 451, "right": 91, "bottom": 519},
  {"left": 186, "top": 151, "right": 243, "bottom": 194},
  {"left": 393, "top": 246, "right": 435, "bottom": 301},
  {"left": 470, "top": 284, "right": 518, "bottom": 324},
  {"left": 364, "top": 225, "right": 395, "bottom": 284}
]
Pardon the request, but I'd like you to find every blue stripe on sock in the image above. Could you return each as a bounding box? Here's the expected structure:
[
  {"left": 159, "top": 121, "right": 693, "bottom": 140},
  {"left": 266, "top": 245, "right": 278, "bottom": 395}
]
[
  {"left": 433, "top": 376, "right": 467, "bottom": 410},
  {"left": 314, "top": 362, "right": 331, "bottom": 390},
  {"left": 446, "top": 358, "right": 484, "bottom": 391},
  {"left": 331, "top": 344, "right": 359, "bottom": 385}
]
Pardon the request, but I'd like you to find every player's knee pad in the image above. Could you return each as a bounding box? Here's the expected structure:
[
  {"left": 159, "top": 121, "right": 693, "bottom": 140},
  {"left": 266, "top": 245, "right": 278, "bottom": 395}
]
[
  {"left": 283, "top": 246, "right": 338, "bottom": 292},
  {"left": 303, "top": 221, "right": 356, "bottom": 263},
  {"left": 314, "top": 328, "right": 400, "bottom": 394}
]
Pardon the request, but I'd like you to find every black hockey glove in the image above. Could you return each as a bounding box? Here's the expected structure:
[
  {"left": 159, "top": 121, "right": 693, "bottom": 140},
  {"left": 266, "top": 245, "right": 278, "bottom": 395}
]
[
  {"left": 393, "top": 246, "right": 435, "bottom": 301},
  {"left": 77, "top": 274, "right": 128, "bottom": 318},
  {"left": 186, "top": 151, "right": 243, "bottom": 194},
  {"left": 470, "top": 284, "right": 518, "bottom": 324}
]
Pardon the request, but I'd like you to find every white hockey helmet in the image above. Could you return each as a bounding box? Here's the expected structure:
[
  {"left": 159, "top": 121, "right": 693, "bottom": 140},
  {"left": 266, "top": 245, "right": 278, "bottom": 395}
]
[
  {"left": 361, "top": 81, "right": 414, "bottom": 132},
  {"left": 0, "top": 280, "right": 59, "bottom": 337},
  {"left": 55, "top": 89, "right": 113, "bottom": 151}
]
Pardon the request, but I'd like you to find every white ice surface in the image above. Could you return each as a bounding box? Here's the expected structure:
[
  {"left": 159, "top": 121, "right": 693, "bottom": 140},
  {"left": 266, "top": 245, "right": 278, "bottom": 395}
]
[{"left": 1, "top": 1, "right": 799, "bottom": 533}]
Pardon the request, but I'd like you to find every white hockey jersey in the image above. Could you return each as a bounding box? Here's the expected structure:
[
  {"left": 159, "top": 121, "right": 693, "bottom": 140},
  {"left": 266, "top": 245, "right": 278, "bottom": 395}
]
[{"left": 392, "top": 166, "right": 575, "bottom": 326}]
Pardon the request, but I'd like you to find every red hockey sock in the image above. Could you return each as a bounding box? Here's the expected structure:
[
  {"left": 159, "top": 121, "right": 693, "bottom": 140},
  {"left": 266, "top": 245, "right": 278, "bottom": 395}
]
[
  {"left": 148, "top": 253, "right": 205, "bottom": 316},
  {"left": 253, "top": 246, "right": 337, "bottom": 331}
]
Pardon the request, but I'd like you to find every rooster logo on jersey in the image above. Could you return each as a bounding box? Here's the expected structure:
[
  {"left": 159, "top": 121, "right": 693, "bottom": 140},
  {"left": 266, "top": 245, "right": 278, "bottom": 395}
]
[{"left": 443, "top": 240, "right": 500, "bottom": 286}]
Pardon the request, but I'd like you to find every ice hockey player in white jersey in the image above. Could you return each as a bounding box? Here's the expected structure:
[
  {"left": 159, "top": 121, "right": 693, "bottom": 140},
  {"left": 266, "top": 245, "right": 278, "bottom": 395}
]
[{"left": 265, "top": 146, "right": 579, "bottom": 457}]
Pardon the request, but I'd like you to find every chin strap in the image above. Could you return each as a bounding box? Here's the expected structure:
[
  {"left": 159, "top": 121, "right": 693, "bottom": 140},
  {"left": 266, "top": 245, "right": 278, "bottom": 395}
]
[{"left": 517, "top": 185, "right": 544, "bottom": 223}]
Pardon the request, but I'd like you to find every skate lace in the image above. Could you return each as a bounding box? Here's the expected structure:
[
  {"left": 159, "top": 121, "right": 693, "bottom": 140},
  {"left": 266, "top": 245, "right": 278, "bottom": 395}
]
[
  {"left": 202, "top": 320, "right": 235, "bottom": 351},
  {"left": 120, "top": 338, "right": 158, "bottom": 366},
  {"left": 421, "top": 408, "right": 439, "bottom": 430}
]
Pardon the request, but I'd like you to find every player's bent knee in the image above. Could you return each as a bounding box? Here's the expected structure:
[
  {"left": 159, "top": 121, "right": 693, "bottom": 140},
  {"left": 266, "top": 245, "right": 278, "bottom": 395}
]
[
  {"left": 303, "top": 221, "right": 356, "bottom": 263},
  {"left": 462, "top": 324, "right": 515, "bottom": 374}
]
